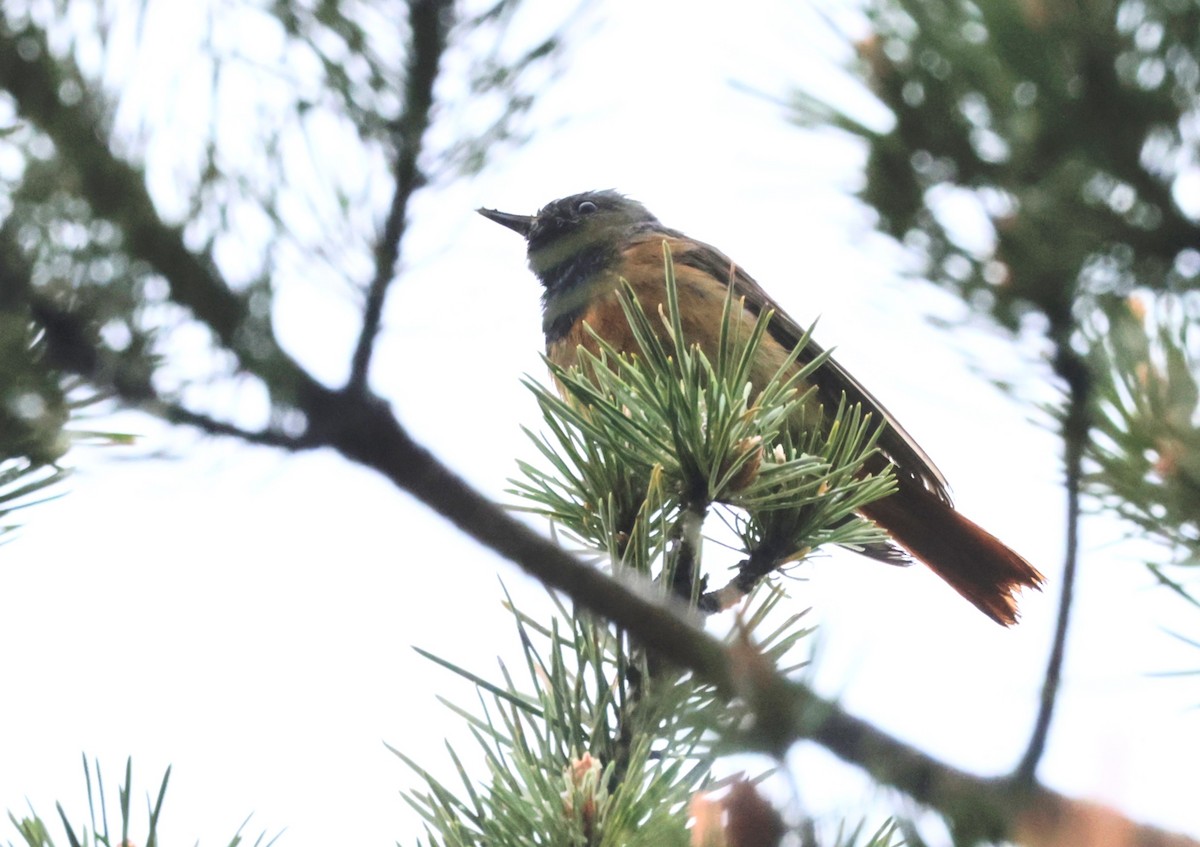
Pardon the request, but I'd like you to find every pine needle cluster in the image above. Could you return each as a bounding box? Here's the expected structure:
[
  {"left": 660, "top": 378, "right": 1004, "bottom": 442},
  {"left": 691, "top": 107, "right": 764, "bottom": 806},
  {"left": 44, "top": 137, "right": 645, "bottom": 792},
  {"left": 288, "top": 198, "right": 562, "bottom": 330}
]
[
  {"left": 1090, "top": 295, "right": 1200, "bottom": 590},
  {"left": 399, "top": 246, "right": 902, "bottom": 847},
  {"left": 511, "top": 244, "right": 895, "bottom": 607}
]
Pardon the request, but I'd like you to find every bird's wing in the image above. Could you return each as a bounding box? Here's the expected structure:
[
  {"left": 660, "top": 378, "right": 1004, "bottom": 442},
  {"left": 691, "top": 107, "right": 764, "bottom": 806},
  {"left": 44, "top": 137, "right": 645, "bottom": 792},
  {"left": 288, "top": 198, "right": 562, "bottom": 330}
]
[{"left": 663, "top": 234, "right": 952, "bottom": 505}]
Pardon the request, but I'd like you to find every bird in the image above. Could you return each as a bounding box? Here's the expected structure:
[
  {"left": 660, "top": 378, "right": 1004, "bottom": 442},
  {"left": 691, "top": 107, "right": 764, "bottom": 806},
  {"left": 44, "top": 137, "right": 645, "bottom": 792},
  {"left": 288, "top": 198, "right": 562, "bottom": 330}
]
[{"left": 478, "top": 190, "right": 1044, "bottom": 625}]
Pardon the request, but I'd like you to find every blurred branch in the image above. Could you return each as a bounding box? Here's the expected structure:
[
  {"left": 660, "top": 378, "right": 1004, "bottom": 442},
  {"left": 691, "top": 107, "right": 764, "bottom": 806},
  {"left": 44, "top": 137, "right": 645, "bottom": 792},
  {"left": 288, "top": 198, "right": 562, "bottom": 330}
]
[
  {"left": 1017, "top": 343, "right": 1090, "bottom": 784},
  {"left": 347, "top": 0, "right": 452, "bottom": 392},
  {"left": 0, "top": 24, "right": 245, "bottom": 351},
  {"left": 153, "top": 403, "right": 304, "bottom": 449},
  {"left": 0, "top": 20, "right": 313, "bottom": 402},
  {"left": 0, "top": 16, "right": 410, "bottom": 516},
  {"left": 10, "top": 262, "right": 307, "bottom": 452}
]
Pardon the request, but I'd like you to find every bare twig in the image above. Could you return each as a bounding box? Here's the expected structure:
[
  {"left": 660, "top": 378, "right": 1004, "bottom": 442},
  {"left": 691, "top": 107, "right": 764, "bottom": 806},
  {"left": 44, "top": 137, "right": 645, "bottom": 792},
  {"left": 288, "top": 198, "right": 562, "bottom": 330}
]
[
  {"left": 347, "top": 0, "right": 452, "bottom": 391},
  {"left": 156, "top": 403, "right": 307, "bottom": 450},
  {"left": 1016, "top": 343, "right": 1089, "bottom": 784}
]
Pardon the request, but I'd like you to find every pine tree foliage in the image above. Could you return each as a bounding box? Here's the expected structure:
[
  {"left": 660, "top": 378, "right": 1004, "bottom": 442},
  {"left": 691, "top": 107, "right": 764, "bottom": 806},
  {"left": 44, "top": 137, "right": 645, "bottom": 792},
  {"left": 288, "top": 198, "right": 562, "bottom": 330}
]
[
  {"left": 8, "top": 1, "right": 1200, "bottom": 844},
  {"left": 395, "top": 588, "right": 723, "bottom": 847},
  {"left": 794, "top": 0, "right": 1199, "bottom": 334},
  {"left": 0, "top": 0, "right": 563, "bottom": 440},
  {"left": 785, "top": 0, "right": 1200, "bottom": 806},
  {"left": 0, "top": 310, "right": 72, "bottom": 542},
  {"left": 397, "top": 586, "right": 903, "bottom": 847},
  {"left": 0, "top": 311, "right": 131, "bottom": 543},
  {"left": 396, "top": 248, "right": 902, "bottom": 847},
  {"left": 1090, "top": 295, "right": 1200, "bottom": 581},
  {"left": 791, "top": 0, "right": 1200, "bottom": 610},
  {"left": 6, "top": 757, "right": 274, "bottom": 847}
]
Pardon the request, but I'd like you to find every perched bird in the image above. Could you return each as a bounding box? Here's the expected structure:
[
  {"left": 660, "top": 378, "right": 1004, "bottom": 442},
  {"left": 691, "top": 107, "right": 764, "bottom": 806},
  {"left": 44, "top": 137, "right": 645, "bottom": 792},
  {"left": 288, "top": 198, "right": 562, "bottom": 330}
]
[{"left": 479, "top": 190, "right": 1044, "bottom": 625}]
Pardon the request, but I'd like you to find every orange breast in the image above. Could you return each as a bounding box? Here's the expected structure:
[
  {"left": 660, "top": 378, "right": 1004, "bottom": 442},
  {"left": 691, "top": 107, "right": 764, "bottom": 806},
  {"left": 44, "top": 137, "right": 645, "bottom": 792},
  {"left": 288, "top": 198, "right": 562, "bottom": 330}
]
[
  {"left": 546, "top": 240, "right": 805, "bottom": 400},
  {"left": 546, "top": 286, "right": 636, "bottom": 372}
]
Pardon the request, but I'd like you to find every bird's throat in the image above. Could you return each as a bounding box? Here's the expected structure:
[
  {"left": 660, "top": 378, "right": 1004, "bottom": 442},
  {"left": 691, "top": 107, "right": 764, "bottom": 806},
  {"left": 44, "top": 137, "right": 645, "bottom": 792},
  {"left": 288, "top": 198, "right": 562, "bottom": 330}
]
[{"left": 536, "top": 242, "right": 620, "bottom": 344}]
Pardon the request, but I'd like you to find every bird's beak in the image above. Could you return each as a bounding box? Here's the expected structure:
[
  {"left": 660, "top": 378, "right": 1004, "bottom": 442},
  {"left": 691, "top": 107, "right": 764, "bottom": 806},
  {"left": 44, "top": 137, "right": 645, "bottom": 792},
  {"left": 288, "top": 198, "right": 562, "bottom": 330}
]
[{"left": 477, "top": 207, "right": 535, "bottom": 237}]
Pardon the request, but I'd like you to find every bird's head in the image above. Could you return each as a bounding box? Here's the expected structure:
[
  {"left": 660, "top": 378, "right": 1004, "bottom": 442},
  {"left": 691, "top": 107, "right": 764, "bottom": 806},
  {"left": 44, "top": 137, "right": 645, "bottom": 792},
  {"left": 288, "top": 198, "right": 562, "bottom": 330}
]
[{"left": 478, "top": 190, "right": 661, "bottom": 283}]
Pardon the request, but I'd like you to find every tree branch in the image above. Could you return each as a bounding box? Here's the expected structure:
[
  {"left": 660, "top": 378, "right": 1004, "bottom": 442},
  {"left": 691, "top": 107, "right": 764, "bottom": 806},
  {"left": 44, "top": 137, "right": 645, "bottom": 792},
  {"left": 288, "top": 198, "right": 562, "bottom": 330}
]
[
  {"left": 309, "top": 387, "right": 1194, "bottom": 847},
  {"left": 15, "top": 277, "right": 310, "bottom": 453},
  {"left": 347, "top": 0, "right": 452, "bottom": 391},
  {"left": 14, "top": 273, "right": 1199, "bottom": 844},
  {"left": 156, "top": 403, "right": 307, "bottom": 450},
  {"left": 1016, "top": 342, "right": 1089, "bottom": 784}
]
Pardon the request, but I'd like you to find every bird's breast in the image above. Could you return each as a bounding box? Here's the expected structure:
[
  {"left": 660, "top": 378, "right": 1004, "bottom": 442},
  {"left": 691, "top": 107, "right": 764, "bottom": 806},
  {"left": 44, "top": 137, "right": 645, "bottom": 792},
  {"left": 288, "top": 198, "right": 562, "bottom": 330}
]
[
  {"left": 545, "top": 258, "right": 803, "bottom": 401},
  {"left": 545, "top": 282, "right": 631, "bottom": 372}
]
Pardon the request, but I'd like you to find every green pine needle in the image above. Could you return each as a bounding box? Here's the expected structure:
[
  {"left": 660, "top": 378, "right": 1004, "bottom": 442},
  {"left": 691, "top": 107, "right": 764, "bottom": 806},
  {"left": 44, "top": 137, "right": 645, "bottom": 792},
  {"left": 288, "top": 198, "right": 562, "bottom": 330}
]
[
  {"left": 6, "top": 757, "right": 271, "bottom": 847},
  {"left": 401, "top": 589, "right": 721, "bottom": 847}
]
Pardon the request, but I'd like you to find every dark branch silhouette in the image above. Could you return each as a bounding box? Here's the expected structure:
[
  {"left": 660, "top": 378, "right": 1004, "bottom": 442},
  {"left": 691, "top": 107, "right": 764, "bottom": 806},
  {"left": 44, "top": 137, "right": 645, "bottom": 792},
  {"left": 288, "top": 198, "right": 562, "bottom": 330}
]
[
  {"left": 347, "top": 0, "right": 452, "bottom": 392},
  {"left": 1017, "top": 343, "right": 1090, "bottom": 784}
]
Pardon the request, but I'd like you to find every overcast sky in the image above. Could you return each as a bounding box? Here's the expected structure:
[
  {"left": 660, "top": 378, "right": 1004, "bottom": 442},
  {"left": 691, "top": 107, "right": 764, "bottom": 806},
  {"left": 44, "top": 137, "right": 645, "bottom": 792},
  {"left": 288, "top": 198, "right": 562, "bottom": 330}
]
[{"left": 2, "top": 1, "right": 1199, "bottom": 845}]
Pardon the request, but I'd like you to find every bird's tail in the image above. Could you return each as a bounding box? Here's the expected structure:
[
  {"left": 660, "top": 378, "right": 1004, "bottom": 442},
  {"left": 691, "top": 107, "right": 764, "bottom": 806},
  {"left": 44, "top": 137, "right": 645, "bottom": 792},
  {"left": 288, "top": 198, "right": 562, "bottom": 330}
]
[{"left": 860, "top": 474, "right": 1044, "bottom": 626}]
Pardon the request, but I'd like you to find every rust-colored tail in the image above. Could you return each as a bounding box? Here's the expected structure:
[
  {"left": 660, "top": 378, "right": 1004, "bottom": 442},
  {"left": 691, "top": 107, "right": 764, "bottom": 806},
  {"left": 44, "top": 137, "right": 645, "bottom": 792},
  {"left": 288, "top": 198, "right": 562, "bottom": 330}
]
[{"left": 860, "top": 474, "right": 1044, "bottom": 626}]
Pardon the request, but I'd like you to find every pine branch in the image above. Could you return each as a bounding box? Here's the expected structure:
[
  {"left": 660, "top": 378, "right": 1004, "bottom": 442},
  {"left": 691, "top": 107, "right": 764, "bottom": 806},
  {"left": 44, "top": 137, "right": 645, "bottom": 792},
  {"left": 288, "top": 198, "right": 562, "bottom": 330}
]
[
  {"left": 788, "top": 0, "right": 1200, "bottom": 809},
  {"left": 394, "top": 460, "right": 1194, "bottom": 846},
  {"left": 494, "top": 249, "right": 1197, "bottom": 845},
  {"left": 1089, "top": 296, "right": 1200, "bottom": 568}
]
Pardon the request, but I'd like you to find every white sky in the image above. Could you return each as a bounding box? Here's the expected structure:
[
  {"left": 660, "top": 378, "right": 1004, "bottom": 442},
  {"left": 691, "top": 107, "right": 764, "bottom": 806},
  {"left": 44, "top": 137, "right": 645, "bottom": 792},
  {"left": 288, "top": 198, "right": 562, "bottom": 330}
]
[{"left": 2, "top": 1, "right": 1199, "bottom": 845}]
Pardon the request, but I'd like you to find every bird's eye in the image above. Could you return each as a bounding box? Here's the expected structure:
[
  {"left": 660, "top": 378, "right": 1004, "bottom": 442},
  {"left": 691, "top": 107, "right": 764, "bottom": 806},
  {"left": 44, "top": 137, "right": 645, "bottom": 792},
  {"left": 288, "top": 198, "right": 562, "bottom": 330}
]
[{"left": 576, "top": 200, "right": 598, "bottom": 215}]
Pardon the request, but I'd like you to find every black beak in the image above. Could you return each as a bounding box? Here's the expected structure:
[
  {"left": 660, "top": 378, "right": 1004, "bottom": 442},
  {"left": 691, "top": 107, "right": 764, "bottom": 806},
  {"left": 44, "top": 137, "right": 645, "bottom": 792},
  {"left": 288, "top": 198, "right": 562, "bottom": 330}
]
[{"left": 477, "top": 207, "right": 535, "bottom": 237}]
